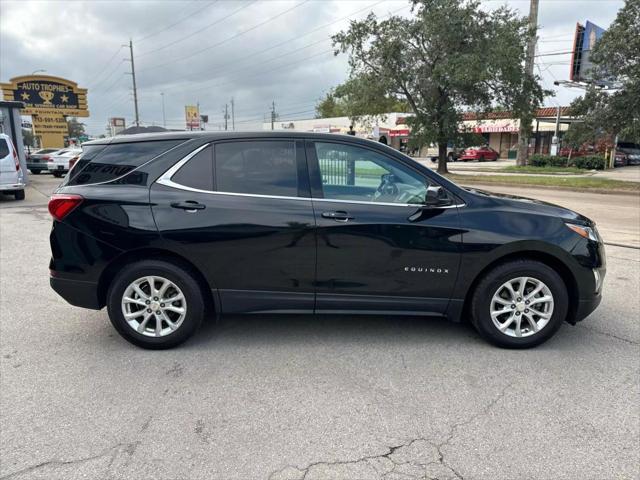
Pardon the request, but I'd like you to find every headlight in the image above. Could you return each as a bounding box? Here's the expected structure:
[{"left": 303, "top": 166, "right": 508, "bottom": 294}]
[{"left": 565, "top": 222, "right": 599, "bottom": 242}]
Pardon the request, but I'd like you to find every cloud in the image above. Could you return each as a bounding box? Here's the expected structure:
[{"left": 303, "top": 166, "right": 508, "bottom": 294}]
[{"left": 0, "top": 0, "right": 624, "bottom": 135}]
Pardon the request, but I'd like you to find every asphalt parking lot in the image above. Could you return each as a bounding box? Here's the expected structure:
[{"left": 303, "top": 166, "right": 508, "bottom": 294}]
[{"left": 1, "top": 175, "right": 639, "bottom": 480}]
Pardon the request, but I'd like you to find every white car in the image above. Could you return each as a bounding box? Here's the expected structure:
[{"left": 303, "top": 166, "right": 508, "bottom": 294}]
[
  {"left": 0, "top": 133, "right": 25, "bottom": 200},
  {"left": 47, "top": 147, "right": 82, "bottom": 177}
]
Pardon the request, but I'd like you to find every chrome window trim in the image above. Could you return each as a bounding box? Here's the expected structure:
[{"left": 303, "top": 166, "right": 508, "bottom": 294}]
[{"left": 156, "top": 143, "right": 466, "bottom": 209}]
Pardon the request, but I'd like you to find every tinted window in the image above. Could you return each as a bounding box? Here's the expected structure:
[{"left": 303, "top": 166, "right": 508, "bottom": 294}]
[
  {"left": 171, "top": 146, "right": 213, "bottom": 191},
  {"left": 215, "top": 141, "right": 297, "bottom": 196},
  {"left": 315, "top": 142, "right": 428, "bottom": 204},
  {"left": 0, "top": 139, "right": 9, "bottom": 158},
  {"left": 65, "top": 139, "right": 183, "bottom": 186}
]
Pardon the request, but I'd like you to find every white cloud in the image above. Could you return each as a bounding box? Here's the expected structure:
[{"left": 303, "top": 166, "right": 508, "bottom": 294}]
[{"left": 0, "top": 0, "right": 624, "bottom": 135}]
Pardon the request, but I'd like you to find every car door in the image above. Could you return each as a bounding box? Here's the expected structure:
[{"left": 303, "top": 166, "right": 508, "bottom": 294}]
[
  {"left": 151, "top": 139, "right": 317, "bottom": 314},
  {"left": 307, "top": 140, "right": 462, "bottom": 315}
]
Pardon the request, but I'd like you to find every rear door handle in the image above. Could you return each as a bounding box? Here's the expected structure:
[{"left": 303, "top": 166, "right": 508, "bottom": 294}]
[
  {"left": 321, "top": 211, "right": 353, "bottom": 222},
  {"left": 171, "top": 201, "right": 206, "bottom": 212}
]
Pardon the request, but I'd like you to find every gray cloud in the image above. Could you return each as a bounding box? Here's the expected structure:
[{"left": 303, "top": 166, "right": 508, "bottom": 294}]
[{"left": 0, "top": 0, "right": 624, "bottom": 135}]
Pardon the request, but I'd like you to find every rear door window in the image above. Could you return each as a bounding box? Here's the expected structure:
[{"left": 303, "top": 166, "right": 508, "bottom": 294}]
[
  {"left": 214, "top": 141, "right": 298, "bottom": 197},
  {"left": 171, "top": 146, "right": 213, "bottom": 191},
  {"left": 65, "top": 139, "right": 183, "bottom": 185}
]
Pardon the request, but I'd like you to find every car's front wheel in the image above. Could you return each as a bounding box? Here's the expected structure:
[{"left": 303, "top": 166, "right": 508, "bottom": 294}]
[
  {"left": 106, "top": 260, "right": 205, "bottom": 349},
  {"left": 14, "top": 190, "right": 25, "bottom": 200},
  {"left": 470, "top": 260, "right": 568, "bottom": 348}
]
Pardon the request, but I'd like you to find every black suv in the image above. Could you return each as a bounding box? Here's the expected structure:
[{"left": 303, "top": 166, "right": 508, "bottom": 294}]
[{"left": 49, "top": 132, "right": 605, "bottom": 349}]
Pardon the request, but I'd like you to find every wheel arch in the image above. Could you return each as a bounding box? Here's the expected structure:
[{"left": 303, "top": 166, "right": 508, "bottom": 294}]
[
  {"left": 456, "top": 249, "right": 579, "bottom": 325},
  {"left": 97, "top": 247, "right": 217, "bottom": 315}
]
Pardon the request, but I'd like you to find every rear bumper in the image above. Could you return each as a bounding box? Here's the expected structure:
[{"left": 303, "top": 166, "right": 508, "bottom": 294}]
[
  {"left": 50, "top": 276, "right": 102, "bottom": 310},
  {"left": 0, "top": 182, "right": 26, "bottom": 191},
  {"left": 27, "top": 163, "right": 47, "bottom": 170}
]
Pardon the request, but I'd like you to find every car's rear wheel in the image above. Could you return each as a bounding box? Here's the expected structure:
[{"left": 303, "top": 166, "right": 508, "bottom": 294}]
[
  {"left": 30, "top": 169, "right": 41, "bottom": 174},
  {"left": 14, "top": 190, "right": 25, "bottom": 200},
  {"left": 52, "top": 171, "right": 63, "bottom": 178},
  {"left": 106, "top": 260, "right": 205, "bottom": 349},
  {"left": 470, "top": 260, "right": 568, "bottom": 348}
]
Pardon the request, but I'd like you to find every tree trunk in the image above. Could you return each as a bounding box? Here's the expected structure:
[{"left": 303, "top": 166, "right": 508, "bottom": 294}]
[
  {"left": 516, "top": 120, "right": 530, "bottom": 166},
  {"left": 437, "top": 142, "right": 448, "bottom": 174}
]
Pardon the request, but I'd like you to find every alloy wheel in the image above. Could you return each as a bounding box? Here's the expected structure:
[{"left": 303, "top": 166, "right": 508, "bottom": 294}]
[
  {"left": 121, "top": 276, "right": 187, "bottom": 337},
  {"left": 490, "top": 276, "right": 554, "bottom": 338}
]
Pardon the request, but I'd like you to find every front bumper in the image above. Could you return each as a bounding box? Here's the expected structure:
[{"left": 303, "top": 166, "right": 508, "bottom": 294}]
[
  {"left": 574, "top": 291, "right": 603, "bottom": 323},
  {"left": 50, "top": 276, "right": 102, "bottom": 310},
  {"left": 0, "top": 182, "right": 26, "bottom": 191}
]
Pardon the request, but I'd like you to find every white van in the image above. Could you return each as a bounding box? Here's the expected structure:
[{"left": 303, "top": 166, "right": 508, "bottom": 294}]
[{"left": 0, "top": 133, "right": 25, "bottom": 200}]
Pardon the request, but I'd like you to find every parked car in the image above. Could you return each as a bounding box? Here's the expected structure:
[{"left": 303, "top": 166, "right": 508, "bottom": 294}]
[
  {"left": 0, "top": 133, "right": 25, "bottom": 200},
  {"left": 49, "top": 132, "right": 605, "bottom": 350},
  {"left": 47, "top": 148, "right": 82, "bottom": 177},
  {"left": 458, "top": 145, "right": 499, "bottom": 161},
  {"left": 424, "top": 143, "right": 461, "bottom": 162},
  {"left": 616, "top": 142, "right": 640, "bottom": 166},
  {"left": 27, "top": 148, "right": 61, "bottom": 174}
]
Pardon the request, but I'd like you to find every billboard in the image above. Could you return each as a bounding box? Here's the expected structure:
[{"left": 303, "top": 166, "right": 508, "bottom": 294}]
[
  {"left": 185, "top": 105, "right": 200, "bottom": 130},
  {"left": 570, "top": 21, "right": 612, "bottom": 86},
  {"left": 1, "top": 75, "right": 89, "bottom": 148}
]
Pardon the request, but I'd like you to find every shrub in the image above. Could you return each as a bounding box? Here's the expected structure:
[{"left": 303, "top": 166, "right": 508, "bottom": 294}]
[
  {"left": 572, "top": 155, "right": 606, "bottom": 170},
  {"left": 529, "top": 154, "right": 569, "bottom": 167}
]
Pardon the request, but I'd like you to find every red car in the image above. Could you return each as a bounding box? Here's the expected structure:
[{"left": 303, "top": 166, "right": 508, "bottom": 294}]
[{"left": 458, "top": 145, "right": 499, "bottom": 161}]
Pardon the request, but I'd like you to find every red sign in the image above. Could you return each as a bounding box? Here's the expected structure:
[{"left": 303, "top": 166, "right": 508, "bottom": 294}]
[{"left": 389, "top": 129, "right": 410, "bottom": 137}]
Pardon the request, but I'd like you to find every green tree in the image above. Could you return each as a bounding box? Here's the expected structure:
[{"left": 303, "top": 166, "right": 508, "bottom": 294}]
[
  {"left": 332, "top": 0, "right": 545, "bottom": 173},
  {"left": 66, "top": 117, "right": 86, "bottom": 138},
  {"left": 315, "top": 75, "right": 409, "bottom": 122},
  {"left": 22, "top": 128, "right": 35, "bottom": 148},
  {"left": 570, "top": 0, "right": 640, "bottom": 145}
]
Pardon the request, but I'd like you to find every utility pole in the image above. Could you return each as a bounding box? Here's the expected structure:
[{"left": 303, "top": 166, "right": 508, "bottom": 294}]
[
  {"left": 126, "top": 39, "right": 140, "bottom": 127},
  {"left": 270, "top": 101, "right": 276, "bottom": 130},
  {"left": 223, "top": 103, "right": 229, "bottom": 131},
  {"left": 160, "top": 92, "right": 166, "bottom": 128},
  {"left": 230, "top": 97, "right": 235, "bottom": 130},
  {"left": 516, "top": 0, "right": 539, "bottom": 166}
]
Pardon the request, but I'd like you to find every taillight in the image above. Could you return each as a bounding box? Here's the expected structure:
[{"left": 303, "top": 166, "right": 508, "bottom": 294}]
[
  {"left": 12, "top": 148, "right": 19, "bottom": 171},
  {"left": 48, "top": 194, "right": 83, "bottom": 221},
  {"left": 43, "top": 155, "right": 52, "bottom": 162}
]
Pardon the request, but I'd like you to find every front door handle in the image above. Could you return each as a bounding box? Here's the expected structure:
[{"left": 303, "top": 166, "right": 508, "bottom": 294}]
[
  {"left": 321, "top": 210, "right": 353, "bottom": 222},
  {"left": 171, "top": 201, "right": 206, "bottom": 212}
]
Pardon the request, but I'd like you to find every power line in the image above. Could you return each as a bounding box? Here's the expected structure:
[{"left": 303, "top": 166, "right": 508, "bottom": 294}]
[
  {"left": 87, "top": 46, "right": 124, "bottom": 87},
  {"left": 91, "top": 59, "right": 126, "bottom": 91},
  {"left": 136, "top": 1, "right": 219, "bottom": 43},
  {"left": 152, "top": 0, "right": 387, "bottom": 91},
  {"left": 137, "top": 0, "right": 312, "bottom": 72}
]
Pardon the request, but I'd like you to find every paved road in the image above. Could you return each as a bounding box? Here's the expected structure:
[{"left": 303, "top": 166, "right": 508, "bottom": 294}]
[{"left": 1, "top": 174, "right": 639, "bottom": 479}]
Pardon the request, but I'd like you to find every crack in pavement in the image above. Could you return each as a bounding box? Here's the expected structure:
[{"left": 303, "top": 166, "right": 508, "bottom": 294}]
[
  {"left": 575, "top": 324, "right": 640, "bottom": 345},
  {"left": 0, "top": 441, "right": 140, "bottom": 480},
  {"left": 0, "top": 416, "right": 153, "bottom": 480},
  {"left": 268, "top": 383, "right": 513, "bottom": 480}
]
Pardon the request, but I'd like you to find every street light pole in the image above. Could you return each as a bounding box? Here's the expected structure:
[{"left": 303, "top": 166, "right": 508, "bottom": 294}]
[{"left": 160, "top": 92, "right": 166, "bottom": 128}]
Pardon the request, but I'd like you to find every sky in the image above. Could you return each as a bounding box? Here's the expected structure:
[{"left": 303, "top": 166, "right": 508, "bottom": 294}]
[{"left": 0, "top": 0, "right": 625, "bottom": 136}]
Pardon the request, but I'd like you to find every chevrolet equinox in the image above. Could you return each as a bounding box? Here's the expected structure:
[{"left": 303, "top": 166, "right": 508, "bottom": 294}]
[{"left": 49, "top": 132, "right": 605, "bottom": 349}]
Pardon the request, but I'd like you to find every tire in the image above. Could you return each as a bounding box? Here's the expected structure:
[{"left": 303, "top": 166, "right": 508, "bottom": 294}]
[
  {"left": 106, "top": 260, "right": 205, "bottom": 349},
  {"left": 447, "top": 153, "right": 455, "bottom": 162},
  {"left": 14, "top": 190, "right": 25, "bottom": 200},
  {"left": 30, "top": 169, "right": 41, "bottom": 175},
  {"left": 470, "top": 259, "right": 568, "bottom": 348},
  {"left": 52, "top": 171, "right": 63, "bottom": 178}
]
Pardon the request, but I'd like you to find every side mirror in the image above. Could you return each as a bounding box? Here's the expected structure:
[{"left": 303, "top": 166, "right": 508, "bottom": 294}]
[{"left": 424, "top": 186, "right": 451, "bottom": 207}]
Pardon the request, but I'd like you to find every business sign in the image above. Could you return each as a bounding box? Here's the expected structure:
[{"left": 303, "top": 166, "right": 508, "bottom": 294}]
[
  {"left": 185, "top": 105, "right": 200, "bottom": 130},
  {"left": 473, "top": 120, "right": 519, "bottom": 133},
  {"left": 570, "top": 21, "right": 614, "bottom": 87},
  {"left": 1, "top": 75, "right": 88, "bottom": 148},
  {"left": 110, "top": 117, "right": 125, "bottom": 127},
  {"left": 389, "top": 128, "right": 410, "bottom": 137}
]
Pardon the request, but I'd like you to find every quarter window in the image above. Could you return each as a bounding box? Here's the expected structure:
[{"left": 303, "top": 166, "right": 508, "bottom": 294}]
[
  {"left": 314, "top": 142, "right": 428, "bottom": 205},
  {"left": 171, "top": 146, "right": 213, "bottom": 191},
  {"left": 215, "top": 141, "right": 297, "bottom": 197},
  {"left": 65, "top": 139, "right": 184, "bottom": 186}
]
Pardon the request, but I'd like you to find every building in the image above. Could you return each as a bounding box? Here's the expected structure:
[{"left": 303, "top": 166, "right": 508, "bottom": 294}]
[{"left": 264, "top": 107, "right": 572, "bottom": 158}]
